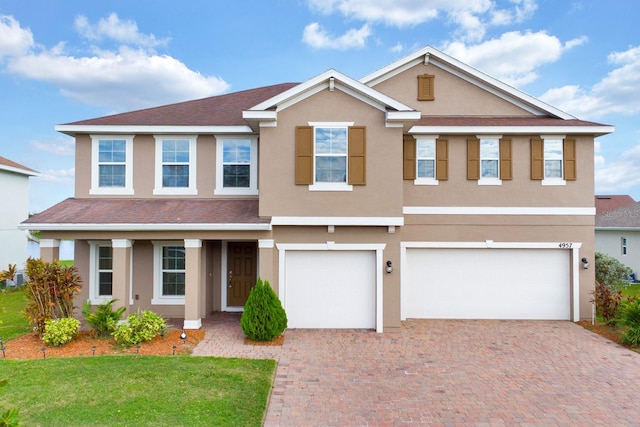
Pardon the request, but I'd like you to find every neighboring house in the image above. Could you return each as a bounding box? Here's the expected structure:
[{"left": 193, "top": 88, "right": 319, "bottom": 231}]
[
  {"left": 0, "top": 156, "right": 39, "bottom": 275},
  {"left": 21, "top": 46, "right": 614, "bottom": 332},
  {"left": 595, "top": 194, "right": 635, "bottom": 215},
  {"left": 595, "top": 196, "right": 640, "bottom": 278}
]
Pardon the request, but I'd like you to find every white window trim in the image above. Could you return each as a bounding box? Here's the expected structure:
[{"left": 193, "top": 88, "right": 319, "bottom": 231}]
[
  {"left": 477, "top": 135, "right": 502, "bottom": 186},
  {"left": 152, "top": 241, "right": 186, "bottom": 305},
  {"left": 622, "top": 237, "right": 628, "bottom": 256},
  {"left": 90, "top": 135, "right": 134, "bottom": 195},
  {"left": 214, "top": 136, "right": 258, "bottom": 195},
  {"left": 153, "top": 136, "right": 198, "bottom": 195},
  {"left": 308, "top": 121, "right": 354, "bottom": 192},
  {"left": 88, "top": 241, "right": 113, "bottom": 305},
  {"left": 541, "top": 135, "right": 566, "bottom": 186},
  {"left": 414, "top": 136, "right": 438, "bottom": 186}
]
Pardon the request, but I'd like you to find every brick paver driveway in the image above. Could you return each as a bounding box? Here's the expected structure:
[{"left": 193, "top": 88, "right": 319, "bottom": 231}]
[{"left": 193, "top": 314, "right": 640, "bottom": 426}]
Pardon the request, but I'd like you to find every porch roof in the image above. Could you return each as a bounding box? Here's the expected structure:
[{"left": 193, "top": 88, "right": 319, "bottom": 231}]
[{"left": 21, "top": 198, "right": 271, "bottom": 231}]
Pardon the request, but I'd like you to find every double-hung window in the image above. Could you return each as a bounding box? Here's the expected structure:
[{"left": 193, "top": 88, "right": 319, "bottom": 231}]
[
  {"left": 544, "top": 139, "right": 563, "bottom": 180},
  {"left": 152, "top": 242, "right": 186, "bottom": 305},
  {"left": 88, "top": 242, "right": 113, "bottom": 304},
  {"left": 315, "top": 126, "right": 348, "bottom": 185},
  {"left": 215, "top": 137, "right": 258, "bottom": 195},
  {"left": 467, "top": 136, "right": 511, "bottom": 184},
  {"left": 622, "top": 237, "right": 628, "bottom": 256},
  {"left": 403, "top": 135, "right": 448, "bottom": 184},
  {"left": 154, "top": 136, "right": 197, "bottom": 195},
  {"left": 415, "top": 137, "right": 437, "bottom": 185},
  {"left": 531, "top": 136, "right": 575, "bottom": 185},
  {"left": 90, "top": 135, "right": 133, "bottom": 195}
]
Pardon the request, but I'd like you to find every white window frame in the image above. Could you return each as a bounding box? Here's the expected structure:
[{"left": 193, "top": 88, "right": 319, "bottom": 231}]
[
  {"left": 90, "top": 135, "right": 134, "bottom": 195},
  {"left": 88, "top": 241, "right": 113, "bottom": 305},
  {"left": 214, "top": 136, "right": 258, "bottom": 195},
  {"left": 153, "top": 136, "right": 198, "bottom": 195},
  {"left": 478, "top": 135, "right": 502, "bottom": 186},
  {"left": 152, "top": 241, "right": 186, "bottom": 305},
  {"left": 414, "top": 135, "right": 438, "bottom": 186},
  {"left": 622, "top": 237, "right": 628, "bottom": 256},
  {"left": 541, "top": 135, "right": 566, "bottom": 186},
  {"left": 309, "top": 122, "right": 353, "bottom": 192}
]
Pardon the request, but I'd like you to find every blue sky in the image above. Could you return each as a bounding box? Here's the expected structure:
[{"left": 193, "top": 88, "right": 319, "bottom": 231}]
[{"left": 1, "top": 0, "right": 639, "bottom": 212}]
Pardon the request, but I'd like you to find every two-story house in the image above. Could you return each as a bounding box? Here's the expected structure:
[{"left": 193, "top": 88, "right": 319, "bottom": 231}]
[
  {"left": 1, "top": 156, "right": 38, "bottom": 276},
  {"left": 21, "top": 46, "right": 613, "bottom": 332}
]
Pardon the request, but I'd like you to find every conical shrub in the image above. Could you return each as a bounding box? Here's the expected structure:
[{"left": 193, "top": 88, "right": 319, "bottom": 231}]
[{"left": 241, "top": 278, "right": 287, "bottom": 341}]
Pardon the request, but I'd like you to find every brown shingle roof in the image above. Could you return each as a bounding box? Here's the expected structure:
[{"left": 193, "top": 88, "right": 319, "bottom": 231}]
[
  {"left": 62, "top": 83, "right": 299, "bottom": 127},
  {"left": 0, "top": 156, "right": 38, "bottom": 175},
  {"left": 23, "top": 198, "right": 270, "bottom": 226},
  {"left": 415, "top": 116, "right": 609, "bottom": 127},
  {"left": 595, "top": 195, "right": 636, "bottom": 215},
  {"left": 596, "top": 201, "right": 640, "bottom": 228}
]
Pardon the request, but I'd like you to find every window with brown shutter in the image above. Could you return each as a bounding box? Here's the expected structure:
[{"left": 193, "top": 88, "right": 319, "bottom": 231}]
[
  {"left": 348, "top": 126, "right": 366, "bottom": 185},
  {"left": 295, "top": 126, "right": 313, "bottom": 185},
  {"left": 417, "top": 74, "right": 435, "bottom": 101},
  {"left": 563, "top": 138, "right": 576, "bottom": 181},
  {"left": 403, "top": 135, "right": 416, "bottom": 180},
  {"left": 435, "top": 138, "right": 448, "bottom": 180},
  {"left": 499, "top": 138, "right": 512, "bottom": 180},
  {"left": 467, "top": 137, "right": 480, "bottom": 180},
  {"left": 530, "top": 137, "right": 544, "bottom": 180}
]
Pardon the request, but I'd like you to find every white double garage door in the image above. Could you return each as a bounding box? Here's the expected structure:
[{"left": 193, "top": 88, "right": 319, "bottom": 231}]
[{"left": 282, "top": 247, "right": 571, "bottom": 330}]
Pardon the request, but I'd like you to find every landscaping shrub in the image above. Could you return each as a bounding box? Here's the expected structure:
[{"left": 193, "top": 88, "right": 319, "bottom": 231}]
[
  {"left": 621, "top": 298, "right": 640, "bottom": 347},
  {"left": 241, "top": 278, "right": 287, "bottom": 341},
  {"left": 82, "top": 299, "right": 126, "bottom": 338},
  {"left": 0, "top": 264, "right": 17, "bottom": 289},
  {"left": 23, "top": 258, "right": 82, "bottom": 336},
  {"left": 595, "top": 252, "right": 632, "bottom": 289},
  {"left": 591, "top": 281, "right": 623, "bottom": 326},
  {"left": 42, "top": 317, "right": 80, "bottom": 347},
  {"left": 113, "top": 310, "right": 167, "bottom": 347}
]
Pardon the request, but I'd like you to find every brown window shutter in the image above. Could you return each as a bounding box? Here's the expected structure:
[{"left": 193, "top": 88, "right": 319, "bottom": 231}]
[
  {"left": 499, "top": 138, "right": 512, "bottom": 180},
  {"left": 403, "top": 135, "right": 416, "bottom": 180},
  {"left": 530, "top": 137, "right": 544, "bottom": 180},
  {"left": 436, "top": 138, "right": 448, "bottom": 180},
  {"left": 348, "top": 126, "right": 366, "bottom": 185},
  {"left": 417, "top": 74, "right": 435, "bottom": 101},
  {"left": 563, "top": 138, "right": 577, "bottom": 181},
  {"left": 467, "top": 137, "right": 480, "bottom": 180},
  {"left": 295, "top": 126, "right": 313, "bottom": 185}
]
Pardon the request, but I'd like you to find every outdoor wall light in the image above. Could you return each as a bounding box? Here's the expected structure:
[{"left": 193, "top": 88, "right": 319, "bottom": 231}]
[
  {"left": 582, "top": 257, "right": 590, "bottom": 269},
  {"left": 386, "top": 260, "right": 393, "bottom": 273}
]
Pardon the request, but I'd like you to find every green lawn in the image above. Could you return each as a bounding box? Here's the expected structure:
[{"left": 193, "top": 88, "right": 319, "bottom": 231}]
[
  {"left": 622, "top": 283, "right": 640, "bottom": 298},
  {"left": 0, "top": 356, "right": 275, "bottom": 426},
  {"left": 0, "top": 289, "right": 30, "bottom": 341}
]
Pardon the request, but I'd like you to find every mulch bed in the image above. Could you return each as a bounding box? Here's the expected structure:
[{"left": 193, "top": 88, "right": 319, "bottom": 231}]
[
  {"left": 577, "top": 320, "right": 640, "bottom": 353},
  {"left": 1, "top": 329, "right": 205, "bottom": 360}
]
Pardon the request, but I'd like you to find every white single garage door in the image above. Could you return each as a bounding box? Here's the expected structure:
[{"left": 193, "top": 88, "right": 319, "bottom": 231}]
[
  {"left": 405, "top": 248, "right": 570, "bottom": 320},
  {"left": 285, "top": 250, "right": 376, "bottom": 329}
]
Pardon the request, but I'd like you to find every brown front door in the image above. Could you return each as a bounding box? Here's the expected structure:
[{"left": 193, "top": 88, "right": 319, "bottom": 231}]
[{"left": 227, "top": 242, "right": 257, "bottom": 307}]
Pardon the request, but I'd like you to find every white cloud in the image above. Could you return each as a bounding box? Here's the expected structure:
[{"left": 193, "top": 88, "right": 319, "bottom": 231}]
[
  {"left": 540, "top": 45, "right": 640, "bottom": 119},
  {"left": 443, "top": 31, "right": 586, "bottom": 86},
  {"left": 74, "top": 13, "right": 169, "bottom": 49},
  {"left": 303, "top": 22, "right": 371, "bottom": 49},
  {"left": 2, "top": 15, "right": 229, "bottom": 111},
  {"left": 0, "top": 15, "right": 34, "bottom": 58},
  {"left": 307, "top": 0, "right": 537, "bottom": 43},
  {"left": 595, "top": 143, "right": 640, "bottom": 193},
  {"left": 35, "top": 168, "right": 75, "bottom": 185},
  {"left": 29, "top": 138, "right": 75, "bottom": 157}
]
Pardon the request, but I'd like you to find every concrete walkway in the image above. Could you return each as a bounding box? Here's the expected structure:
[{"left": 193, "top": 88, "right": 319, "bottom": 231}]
[{"left": 192, "top": 313, "right": 640, "bottom": 426}]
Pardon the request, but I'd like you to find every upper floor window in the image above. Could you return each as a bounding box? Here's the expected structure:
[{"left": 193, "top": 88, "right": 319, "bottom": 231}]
[
  {"left": 417, "top": 138, "right": 436, "bottom": 179},
  {"left": 215, "top": 137, "right": 258, "bottom": 195},
  {"left": 90, "top": 135, "right": 133, "bottom": 195},
  {"left": 544, "top": 139, "right": 563, "bottom": 179},
  {"left": 480, "top": 139, "right": 499, "bottom": 179},
  {"left": 467, "top": 136, "right": 511, "bottom": 185},
  {"left": 531, "top": 136, "right": 576, "bottom": 185},
  {"left": 154, "top": 136, "right": 197, "bottom": 195},
  {"left": 403, "top": 135, "right": 448, "bottom": 185},
  {"left": 295, "top": 123, "right": 366, "bottom": 191}
]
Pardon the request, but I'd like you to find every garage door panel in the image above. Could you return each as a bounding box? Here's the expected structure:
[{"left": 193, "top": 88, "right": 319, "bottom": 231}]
[
  {"left": 406, "top": 248, "right": 570, "bottom": 320},
  {"left": 285, "top": 250, "right": 376, "bottom": 329}
]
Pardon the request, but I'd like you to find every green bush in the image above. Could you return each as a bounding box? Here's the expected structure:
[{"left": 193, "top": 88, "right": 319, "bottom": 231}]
[
  {"left": 595, "top": 252, "right": 633, "bottom": 289},
  {"left": 113, "top": 310, "right": 167, "bottom": 347},
  {"left": 241, "top": 278, "right": 287, "bottom": 341},
  {"left": 82, "top": 299, "right": 126, "bottom": 338},
  {"left": 621, "top": 298, "right": 640, "bottom": 347},
  {"left": 42, "top": 317, "right": 80, "bottom": 347}
]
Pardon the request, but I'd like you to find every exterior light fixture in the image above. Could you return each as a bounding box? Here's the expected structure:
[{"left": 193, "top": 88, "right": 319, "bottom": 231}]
[
  {"left": 92, "top": 345, "right": 96, "bottom": 356},
  {"left": 386, "top": 260, "right": 393, "bottom": 273},
  {"left": 41, "top": 347, "right": 46, "bottom": 359},
  {"left": 172, "top": 345, "right": 177, "bottom": 355},
  {"left": 581, "top": 257, "right": 589, "bottom": 269},
  {"left": 180, "top": 329, "right": 187, "bottom": 344}
]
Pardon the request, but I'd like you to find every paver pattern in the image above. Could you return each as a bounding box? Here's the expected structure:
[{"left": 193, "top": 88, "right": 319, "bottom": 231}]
[{"left": 193, "top": 313, "right": 640, "bottom": 426}]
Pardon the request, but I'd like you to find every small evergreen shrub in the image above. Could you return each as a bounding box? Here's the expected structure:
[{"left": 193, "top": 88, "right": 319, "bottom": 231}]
[
  {"left": 113, "top": 310, "right": 167, "bottom": 347},
  {"left": 82, "top": 299, "right": 126, "bottom": 338},
  {"left": 42, "top": 317, "right": 80, "bottom": 347},
  {"left": 241, "top": 278, "right": 287, "bottom": 341},
  {"left": 621, "top": 298, "right": 640, "bottom": 347}
]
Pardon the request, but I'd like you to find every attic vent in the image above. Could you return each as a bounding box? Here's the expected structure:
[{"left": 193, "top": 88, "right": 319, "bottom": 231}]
[
  {"left": 418, "top": 74, "right": 435, "bottom": 101},
  {"left": 596, "top": 196, "right": 611, "bottom": 199}
]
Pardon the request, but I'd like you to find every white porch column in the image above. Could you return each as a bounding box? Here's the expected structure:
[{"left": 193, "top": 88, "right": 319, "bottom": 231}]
[
  {"left": 40, "top": 239, "right": 60, "bottom": 262},
  {"left": 184, "top": 239, "right": 202, "bottom": 329},
  {"left": 111, "top": 239, "right": 132, "bottom": 314}
]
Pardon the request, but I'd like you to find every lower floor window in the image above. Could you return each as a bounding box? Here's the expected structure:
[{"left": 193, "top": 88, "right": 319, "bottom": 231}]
[
  {"left": 98, "top": 246, "right": 113, "bottom": 296},
  {"left": 161, "top": 246, "right": 185, "bottom": 296}
]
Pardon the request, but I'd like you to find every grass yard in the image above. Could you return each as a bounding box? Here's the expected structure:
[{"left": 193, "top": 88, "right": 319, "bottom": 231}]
[
  {"left": 0, "top": 356, "right": 275, "bottom": 427},
  {"left": 0, "top": 289, "right": 30, "bottom": 341},
  {"left": 622, "top": 283, "right": 640, "bottom": 298}
]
